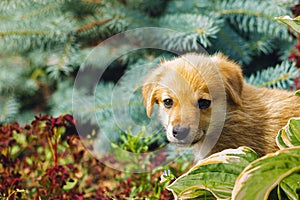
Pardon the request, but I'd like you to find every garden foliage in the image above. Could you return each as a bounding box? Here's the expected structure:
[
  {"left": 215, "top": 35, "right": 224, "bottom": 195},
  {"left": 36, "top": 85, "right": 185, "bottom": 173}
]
[
  {"left": 0, "top": 114, "right": 177, "bottom": 199},
  {"left": 1, "top": 0, "right": 300, "bottom": 199}
]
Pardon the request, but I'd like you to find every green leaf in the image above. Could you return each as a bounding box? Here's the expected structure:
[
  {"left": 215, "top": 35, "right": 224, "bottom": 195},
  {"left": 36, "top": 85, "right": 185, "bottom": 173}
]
[
  {"left": 167, "top": 147, "right": 258, "bottom": 200},
  {"left": 276, "top": 118, "right": 300, "bottom": 149},
  {"left": 275, "top": 15, "right": 300, "bottom": 33},
  {"left": 232, "top": 147, "right": 300, "bottom": 200},
  {"left": 279, "top": 173, "right": 300, "bottom": 200},
  {"left": 63, "top": 179, "right": 78, "bottom": 191},
  {"left": 276, "top": 129, "right": 289, "bottom": 149},
  {"left": 295, "top": 90, "right": 300, "bottom": 97}
]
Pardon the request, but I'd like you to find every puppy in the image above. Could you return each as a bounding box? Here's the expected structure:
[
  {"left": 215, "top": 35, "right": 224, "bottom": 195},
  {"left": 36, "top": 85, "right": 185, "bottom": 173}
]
[{"left": 142, "top": 53, "right": 300, "bottom": 158}]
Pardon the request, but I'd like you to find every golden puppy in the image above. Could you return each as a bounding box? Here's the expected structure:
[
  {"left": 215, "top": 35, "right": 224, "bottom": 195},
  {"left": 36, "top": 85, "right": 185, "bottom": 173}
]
[{"left": 142, "top": 53, "right": 300, "bottom": 158}]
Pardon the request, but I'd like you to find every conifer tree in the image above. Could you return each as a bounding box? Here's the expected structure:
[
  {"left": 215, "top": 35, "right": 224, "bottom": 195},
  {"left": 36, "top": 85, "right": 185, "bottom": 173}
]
[{"left": 0, "top": 0, "right": 299, "bottom": 141}]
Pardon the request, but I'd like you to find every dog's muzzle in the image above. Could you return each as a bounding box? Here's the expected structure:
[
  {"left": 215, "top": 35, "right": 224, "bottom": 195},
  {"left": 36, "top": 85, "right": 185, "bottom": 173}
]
[{"left": 172, "top": 125, "right": 190, "bottom": 140}]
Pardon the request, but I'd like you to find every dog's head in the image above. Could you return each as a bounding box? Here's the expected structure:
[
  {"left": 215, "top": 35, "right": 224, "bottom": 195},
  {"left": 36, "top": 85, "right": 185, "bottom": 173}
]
[{"left": 142, "top": 53, "right": 243, "bottom": 146}]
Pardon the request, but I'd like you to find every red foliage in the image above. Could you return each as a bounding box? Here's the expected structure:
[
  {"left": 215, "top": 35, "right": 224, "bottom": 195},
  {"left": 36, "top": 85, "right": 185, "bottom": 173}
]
[{"left": 0, "top": 114, "right": 172, "bottom": 199}]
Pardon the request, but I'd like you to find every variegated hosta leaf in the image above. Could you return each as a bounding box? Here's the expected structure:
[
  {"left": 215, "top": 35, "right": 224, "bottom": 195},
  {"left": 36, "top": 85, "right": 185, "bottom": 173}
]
[
  {"left": 167, "top": 147, "right": 258, "bottom": 200},
  {"left": 279, "top": 173, "right": 300, "bottom": 200},
  {"left": 276, "top": 118, "right": 300, "bottom": 149},
  {"left": 275, "top": 15, "right": 300, "bottom": 33},
  {"left": 232, "top": 147, "right": 300, "bottom": 200}
]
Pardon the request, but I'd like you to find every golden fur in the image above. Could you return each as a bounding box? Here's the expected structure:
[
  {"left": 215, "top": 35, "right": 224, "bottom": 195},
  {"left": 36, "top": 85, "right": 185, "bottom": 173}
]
[{"left": 142, "top": 53, "right": 300, "bottom": 158}]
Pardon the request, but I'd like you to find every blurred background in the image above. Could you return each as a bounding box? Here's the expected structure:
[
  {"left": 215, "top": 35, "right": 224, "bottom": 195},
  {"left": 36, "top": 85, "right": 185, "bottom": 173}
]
[{"left": 1, "top": 0, "right": 300, "bottom": 144}]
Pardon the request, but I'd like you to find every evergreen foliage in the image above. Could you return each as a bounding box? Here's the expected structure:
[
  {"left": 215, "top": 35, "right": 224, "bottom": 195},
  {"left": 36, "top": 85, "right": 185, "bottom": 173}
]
[
  {"left": 0, "top": 0, "right": 299, "bottom": 141},
  {"left": 247, "top": 61, "right": 298, "bottom": 89}
]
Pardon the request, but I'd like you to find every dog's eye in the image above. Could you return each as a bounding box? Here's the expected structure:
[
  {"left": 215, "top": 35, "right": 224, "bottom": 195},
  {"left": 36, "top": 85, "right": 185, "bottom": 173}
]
[
  {"left": 198, "top": 99, "right": 211, "bottom": 109},
  {"left": 163, "top": 98, "right": 173, "bottom": 108}
]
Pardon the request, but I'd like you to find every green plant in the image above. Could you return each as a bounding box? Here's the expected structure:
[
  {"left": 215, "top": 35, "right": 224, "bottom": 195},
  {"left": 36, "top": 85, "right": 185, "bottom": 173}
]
[
  {"left": 167, "top": 147, "right": 259, "bottom": 199},
  {"left": 231, "top": 117, "right": 300, "bottom": 199},
  {"left": 109, "top": 127, "right": 192, "bottom": 198},
  {"left": 111, "top": 127, "right": 165, "bottom": 170},
  {"left": 232, "top": 147, "right": 300, "bottom": 200}
]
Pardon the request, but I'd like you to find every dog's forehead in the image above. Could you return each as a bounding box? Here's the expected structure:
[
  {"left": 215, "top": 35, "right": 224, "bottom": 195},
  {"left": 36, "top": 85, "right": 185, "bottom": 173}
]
[{"left": 157, "top": 63, "right": 209, "bottom": 99}]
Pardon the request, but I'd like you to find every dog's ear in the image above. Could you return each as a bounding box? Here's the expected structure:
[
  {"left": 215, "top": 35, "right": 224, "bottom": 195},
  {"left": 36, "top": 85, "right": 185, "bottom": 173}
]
[
  {"left": 142, "top": 67, "right": 164, "bottom": 117},
  {"left": 142, "top": 82, "right": 156, "bottom": 117},
  {"left": 215, "top": 54, "right": 243, "bottom": 106}
]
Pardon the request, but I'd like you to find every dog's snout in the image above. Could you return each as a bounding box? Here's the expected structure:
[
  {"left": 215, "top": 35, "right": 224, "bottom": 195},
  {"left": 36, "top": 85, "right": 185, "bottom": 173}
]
[{"left": 172, "top": 125, "right": 189, "bottom": 140}]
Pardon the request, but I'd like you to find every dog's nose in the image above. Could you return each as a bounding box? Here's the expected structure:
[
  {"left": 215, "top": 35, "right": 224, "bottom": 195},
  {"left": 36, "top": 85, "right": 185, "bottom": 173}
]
[{"left": 172, "top": 125, "right": 189, "bottom": 140}]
